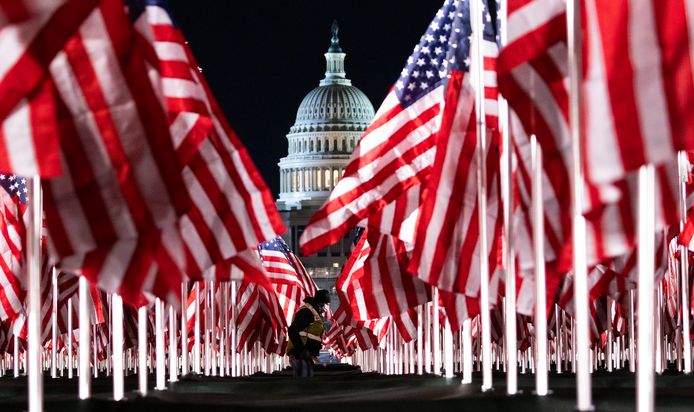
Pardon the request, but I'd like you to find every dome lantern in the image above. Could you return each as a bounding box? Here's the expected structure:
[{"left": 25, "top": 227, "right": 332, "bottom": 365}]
[{"left": 320, "top": 20, "right": 349, "bottom": 86}]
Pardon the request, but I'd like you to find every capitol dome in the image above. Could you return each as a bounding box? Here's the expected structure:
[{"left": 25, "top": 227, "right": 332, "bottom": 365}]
[{"left": 278, "top": 21, "right": 374, "bottom": 209}]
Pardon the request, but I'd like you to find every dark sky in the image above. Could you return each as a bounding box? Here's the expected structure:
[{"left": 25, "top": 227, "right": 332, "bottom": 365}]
[{"left": 168, "top": 1, "right": 444, "bottom": 198}]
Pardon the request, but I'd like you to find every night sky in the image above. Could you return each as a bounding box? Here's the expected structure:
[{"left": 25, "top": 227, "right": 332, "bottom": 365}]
[{"left": 168, "top": 1, "right": 444, "bottom": 198}]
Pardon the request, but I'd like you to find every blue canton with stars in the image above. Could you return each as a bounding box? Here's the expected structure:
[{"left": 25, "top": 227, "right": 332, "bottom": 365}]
[
  {"left": 259, "top": 237, "right": 294, "bottom": 257},
  {"left": 394, "top": 0, "right": 499, "bottom": 108},
  {"left": 0, "top": 174, "right": 27, "bottom": 204}
]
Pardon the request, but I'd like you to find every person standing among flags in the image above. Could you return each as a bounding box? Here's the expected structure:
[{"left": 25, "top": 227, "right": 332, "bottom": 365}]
[{"left": 285, "top": 289, "right": 331, "bottom": 377}]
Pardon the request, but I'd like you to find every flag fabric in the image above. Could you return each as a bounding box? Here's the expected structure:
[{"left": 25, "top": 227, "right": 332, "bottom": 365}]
[
  {"left": 392, "top": 0, "right": 502, "bottom": 298},
  {"left": 298, "top": 1, "right": 468, "bottom": 256},
  {"left": 0, "top": 0, "right": 101, "bottom": 178},
  {"left": 40, "top": 0, "right": 194, "bottom": 305},
  {"left": 0, "top": 175, "right": 26, "bottom": 321},
  {"left": 498, "top": 0, "right": 680, "bottom": 277},
  {"left": 337, "top": 227, "right": 431, "bottom": 322},
  {"left": 130, "top": 0, "right": 286, "bottom": 281},
  {"left": 258, "top": 237, "right": 317, "bottom": 323},
  {"left": 581, "top": 0, "right": 694, "bottom": 185}
]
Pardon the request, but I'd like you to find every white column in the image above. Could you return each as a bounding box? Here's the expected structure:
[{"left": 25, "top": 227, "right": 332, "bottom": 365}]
[
  {"left": 443, "top": 317, "right": 454, "bottom": 378},
  {"left": 678, "top": 151, "right": 692, "bottom": 373}
]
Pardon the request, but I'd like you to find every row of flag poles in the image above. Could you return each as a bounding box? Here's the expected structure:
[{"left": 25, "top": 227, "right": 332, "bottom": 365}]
[{"left": 2, "top": 1, "right": 694, "bottom": 412}]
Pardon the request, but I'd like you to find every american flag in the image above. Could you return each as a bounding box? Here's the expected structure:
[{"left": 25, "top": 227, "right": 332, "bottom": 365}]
[
  {"left": 337, "top": 227, "right": 430, "bottom": 322},
  {"left": 0, "top": 0, "right": 98, "bottom": 178},
  {"left": 581, "top": 0, "right": 694, "bottom": 186},
  {"left": 497, "top": 0, "right": 680, "bottom": 276},
  {"left": 407, "top": 0, "right": 503, "bottom": 297},
  {"left": 258, "top": 236, "right": 317, "bottom": 323},
  {"left": 0, "top": 174, "right": 26, "bottom": 322},
  {"left": 130, "top": 0, "right": 286, "bottom": 282}
]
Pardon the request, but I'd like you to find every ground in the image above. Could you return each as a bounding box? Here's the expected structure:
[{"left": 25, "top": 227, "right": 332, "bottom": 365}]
[{"left": 1, "top": 365, "right": 693, "bottom": 411}]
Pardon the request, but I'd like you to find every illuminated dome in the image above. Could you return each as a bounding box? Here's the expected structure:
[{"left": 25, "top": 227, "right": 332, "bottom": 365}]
[{"left": 278, "top": 21, "right": 374, "bottom": 209}]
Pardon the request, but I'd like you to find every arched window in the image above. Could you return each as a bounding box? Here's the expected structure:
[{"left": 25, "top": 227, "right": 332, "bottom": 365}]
[
  {"left": 333, "top": 138, "right": 338, "bottom": 151},
  {"left": 316, "top": 139, "right": 321, "bottom": 152},
  {"left": 341, "top": 137, "right": 346, "bottom": 152}
]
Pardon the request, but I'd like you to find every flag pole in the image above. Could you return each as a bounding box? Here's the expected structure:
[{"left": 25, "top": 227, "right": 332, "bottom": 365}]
[
  {"left": 155, "top": 298, "right": 166, "bottom": 390},
  {"left": 230, "top": 280, "right": 237, "bottom": 377},
  {"left": 424, "top": 301, "right": 431, "bottom": 373},
  {"left": 416, "top": 305, "right": 423, "bottom": 375},
  {"left": 566, "top": 0, "right": 592, "bottom": 408},
  {"left": 443, "top": 315, "right": 454, "bottom": 378},
  {"left": 112, "top": 293, "right": 124, "bottom": 401},
  {"left": 180, "top": 281, "right": 188, "bottom": 377},
  {"left": 68, "top": 298, "right": 73, "bottom": 379},
  {"left": 462, "top": 318, "right": 473, "bottom": 383},
  {"left": 26, "top": 177, "right": 43, "bottom": 412},
  {"left": 138, "top": 305, "right": 147, "bottom": 396},
  {"left": 194, "top": 282, "right": 201, "bottom": 374},
  {"left": 499, "top": 0, "right": 518, "bottom": 395},
  {"left": 210, "top": 280, "right": 216, "bottom": 376},
  {"left": 204, "top": 281, "right": 210, "bottom": 376},
  {"left": 531, "top": 135, "right": 549, "bottom": 395},
  {"left": 470, "top": 0, "right": 492, "bottom": 392},
  {"left": 51, "top": 268, "right": 58, "bottom": 379},
  {"left": 678, "top": 151, "right": 692, "bottom": 373},
  {"left": 432, "top": 287, "right": 441, "bottom": 375},
  {"left": 168, "top": 304, "right": 178, "bottom": 382},
  {"left": 78, "top": 276, "right": 91, "bottom": 399},
  {"left": 636, "top": 164, "right": 656, "bottom": 412}
]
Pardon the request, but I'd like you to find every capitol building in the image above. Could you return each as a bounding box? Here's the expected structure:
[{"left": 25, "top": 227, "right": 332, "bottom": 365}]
[{"left": 277, "top": 22, "right": 374, "bottom": 295}]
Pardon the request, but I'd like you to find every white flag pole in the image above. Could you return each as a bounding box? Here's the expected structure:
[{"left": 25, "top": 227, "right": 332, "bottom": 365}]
[
  {"left": 443, "top": 316, "right": 454, "bottom": 378},
  {"left": 155, "top": 298, "right": 166, "bottom": 390},
  {"left": 194, "top": 282, "right": 201, "bottom": 374},
  {"left": 112, "top": 293, "right": 124, "bottom": 401},
  {"left": 531, "top": 135, "right": 549, "bottom": 396},
  {"left": 462, "top": 318, "right": 473, "bottom": 384},
  {"left": 424, "top": 302, "right": 431, "bottom": 374},
  {"left": 50, "top": 268, "right": 58, "bottom": 379},
  {"left": 416, "top": 305, "right": 423, "bottom": 375},
  {"left": 180, "top": 281, "right": 188, "bottom": 377},
  {"left": 203, "top": 281, "right": 210, "bottom": 376},
  {"left": 78, "top": 276, "right": 91, "bottom": 399},
  {"left": 678, "top": 151, "right": 692, "bottom": 373},
  {"left": 470, "top": 0, "right": 492, "bottom": 392},
  {"left": 432, "top": 287, "right": 441, "bottom": 375},
  {"left": 230, "top": 280, "right": 237, "bottom": 377},
  {"left": 498, "top": 0, "right": 518, "bottom": 395},
  {"left": 168, "top": 304, "right": 178, "bottom": 382},
  {"left": 138, "top": 305, "right": 147, "bottom": 396},
  {"left": 567, "top": 0, "right": 592, "bottom": 409},
  {"left": 636, "top": 165, "right": 656, "bottom": 412},
  {"left": 210, "top": 280, "right": 216, "bottom": 376},
  {"left": 68, "top": 298, "right": 73, "bottom": 379},
  {"left": 26, "top": 177, "right": 43, "bottom": 412}
]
